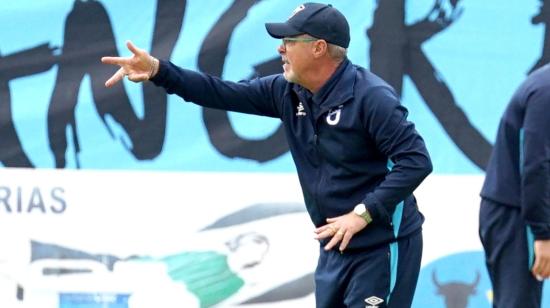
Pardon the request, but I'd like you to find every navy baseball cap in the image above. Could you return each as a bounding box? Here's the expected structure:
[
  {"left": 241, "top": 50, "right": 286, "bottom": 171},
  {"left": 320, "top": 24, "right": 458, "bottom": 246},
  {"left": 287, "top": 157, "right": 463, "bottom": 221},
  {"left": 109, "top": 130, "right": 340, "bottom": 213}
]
[{"left": 265, "top": 3, "right": 350, "bottom": 48}]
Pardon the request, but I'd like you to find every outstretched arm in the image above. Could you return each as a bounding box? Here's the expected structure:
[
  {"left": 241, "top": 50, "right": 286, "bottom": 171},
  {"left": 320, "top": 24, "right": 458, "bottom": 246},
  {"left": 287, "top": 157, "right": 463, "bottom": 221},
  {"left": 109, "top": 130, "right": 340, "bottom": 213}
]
[
  {"left": 102, "top": 41, "right": 283, "bottom": 118},
  {"left": 101, "top": 40, "right": 159, "bottom": 87}
]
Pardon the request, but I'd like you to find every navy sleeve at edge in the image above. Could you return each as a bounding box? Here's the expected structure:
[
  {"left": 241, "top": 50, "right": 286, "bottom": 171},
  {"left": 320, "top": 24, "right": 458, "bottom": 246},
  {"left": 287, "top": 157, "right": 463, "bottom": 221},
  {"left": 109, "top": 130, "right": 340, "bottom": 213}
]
[
  {"left": 522, "top": 88, "right": 550, "bottom": 239},
  {"left": 361, "top": 87, "right": 433, "bottom": 223},
  {"left": 150, "top": 60, "right": 284, "bottom": 118}
]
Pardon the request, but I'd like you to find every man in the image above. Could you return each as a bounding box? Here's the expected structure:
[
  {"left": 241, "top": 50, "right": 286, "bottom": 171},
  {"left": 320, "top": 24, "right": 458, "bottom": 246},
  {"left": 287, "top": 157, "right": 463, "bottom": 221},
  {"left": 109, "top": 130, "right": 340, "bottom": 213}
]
[
  {"left": 102, "top": 3, "right": 432, "bottom": 307},
  {"left": 479, "top": 64, "right": 550, "bottom": 307}
]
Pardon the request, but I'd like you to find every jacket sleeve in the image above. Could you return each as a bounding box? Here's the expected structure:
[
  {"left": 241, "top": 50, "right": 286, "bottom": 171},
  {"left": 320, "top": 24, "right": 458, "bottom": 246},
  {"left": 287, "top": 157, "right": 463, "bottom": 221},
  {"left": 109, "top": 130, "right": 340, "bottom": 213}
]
[
  {"left": 521, "top": 87, "right": 550, "bottom": 239},
  {"left": 150, "top": 60, "right": 284, "bottom": 118},
  {"left": 361, "top": 87, "right": 433, "bottom": 224}
]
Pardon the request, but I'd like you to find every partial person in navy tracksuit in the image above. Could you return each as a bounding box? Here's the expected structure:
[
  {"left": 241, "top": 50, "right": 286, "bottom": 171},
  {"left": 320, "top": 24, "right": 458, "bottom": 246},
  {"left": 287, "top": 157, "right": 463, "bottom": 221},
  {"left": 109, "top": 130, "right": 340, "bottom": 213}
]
[
  {"left": 479, "top": 64, "right": 550, "bottom": 308},
  {"left": 101, "top": 3, "right": 432, "bottom": 307}
]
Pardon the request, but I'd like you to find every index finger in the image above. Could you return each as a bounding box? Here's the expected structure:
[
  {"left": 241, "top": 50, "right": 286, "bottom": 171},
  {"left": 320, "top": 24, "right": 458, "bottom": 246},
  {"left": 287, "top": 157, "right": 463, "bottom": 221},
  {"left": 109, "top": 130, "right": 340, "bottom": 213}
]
[
  {"left": 314, "top": 226, "right": 335, "bottom": 240},
  {"left": 126, "top": 40, "right": 144, "bottom": 57},
  {"left": 314, "top": 225, "right": 332, "bottom": 234},
  {"left": 101, "top": 56, "right": 131, "bottom": 66}
]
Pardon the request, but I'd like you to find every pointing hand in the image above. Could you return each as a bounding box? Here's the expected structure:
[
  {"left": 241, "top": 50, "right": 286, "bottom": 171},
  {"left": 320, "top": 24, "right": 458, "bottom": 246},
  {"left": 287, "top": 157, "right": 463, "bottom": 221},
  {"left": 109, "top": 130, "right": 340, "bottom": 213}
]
[{"left": 101, "top": 40, "right": 159, "bottom": 88}]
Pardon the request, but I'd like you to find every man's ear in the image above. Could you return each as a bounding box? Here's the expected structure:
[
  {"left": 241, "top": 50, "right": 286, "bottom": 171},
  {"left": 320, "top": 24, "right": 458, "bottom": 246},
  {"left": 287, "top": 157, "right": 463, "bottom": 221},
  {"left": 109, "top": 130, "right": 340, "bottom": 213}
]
[{"left": 312, "top": 40, "right": 328, "bottom": 58}]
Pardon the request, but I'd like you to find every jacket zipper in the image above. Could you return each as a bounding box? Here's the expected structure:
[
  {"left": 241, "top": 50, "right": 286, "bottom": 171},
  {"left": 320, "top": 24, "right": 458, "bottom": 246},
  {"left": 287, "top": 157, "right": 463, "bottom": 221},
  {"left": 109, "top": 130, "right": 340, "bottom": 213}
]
[
  {"left": 311, "top": 107, "right": 325, "bottom": 219},
  {"left": 300, "top": 95, "right": 326, "bottom": 219}
]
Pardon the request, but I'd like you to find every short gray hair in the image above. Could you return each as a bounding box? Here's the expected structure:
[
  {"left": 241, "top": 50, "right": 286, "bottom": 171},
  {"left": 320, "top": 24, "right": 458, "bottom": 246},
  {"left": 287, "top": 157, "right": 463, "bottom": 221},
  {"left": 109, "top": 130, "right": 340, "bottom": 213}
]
[
  {"left": 327, "top": 43, "right": 347, "bottom": 63},
  {"left": 300, "top": 34, "right": 347, "bottom": 63}
]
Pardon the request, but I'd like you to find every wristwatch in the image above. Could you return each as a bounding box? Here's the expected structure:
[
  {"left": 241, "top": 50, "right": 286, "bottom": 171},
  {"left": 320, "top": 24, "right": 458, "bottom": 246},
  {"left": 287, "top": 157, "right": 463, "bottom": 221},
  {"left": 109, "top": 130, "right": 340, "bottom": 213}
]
[{"left": 353, "top": 203, "right": 373, "bottom": 224}]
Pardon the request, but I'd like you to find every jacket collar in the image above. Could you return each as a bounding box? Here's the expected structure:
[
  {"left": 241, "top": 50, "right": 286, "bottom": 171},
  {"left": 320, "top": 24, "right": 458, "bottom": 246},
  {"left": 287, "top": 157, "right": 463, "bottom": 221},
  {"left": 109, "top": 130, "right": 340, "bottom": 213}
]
[{"left": 292, "top": 58, "right": 356, "bottom": 109}]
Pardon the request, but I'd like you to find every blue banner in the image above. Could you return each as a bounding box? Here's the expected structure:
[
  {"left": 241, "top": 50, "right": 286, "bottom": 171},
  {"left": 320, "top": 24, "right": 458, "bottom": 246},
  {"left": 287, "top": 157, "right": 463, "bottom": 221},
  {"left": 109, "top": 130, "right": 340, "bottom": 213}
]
[{"left": 0, "top": 0, "right": 543, "bottom": 173}]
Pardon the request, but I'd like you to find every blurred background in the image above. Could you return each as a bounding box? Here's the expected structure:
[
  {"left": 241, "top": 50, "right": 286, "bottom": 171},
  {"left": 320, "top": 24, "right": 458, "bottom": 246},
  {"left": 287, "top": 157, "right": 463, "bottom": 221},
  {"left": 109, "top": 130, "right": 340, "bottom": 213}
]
[{"left": 0, "top": 0, "right": 548, "bottom": 307}]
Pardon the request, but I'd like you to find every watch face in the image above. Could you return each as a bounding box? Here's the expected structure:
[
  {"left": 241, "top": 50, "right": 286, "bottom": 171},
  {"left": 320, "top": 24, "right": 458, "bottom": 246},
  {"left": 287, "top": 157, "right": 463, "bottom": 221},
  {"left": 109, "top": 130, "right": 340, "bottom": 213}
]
[{"left": 354, "top": 204, "right": 366, "bottom": 215}]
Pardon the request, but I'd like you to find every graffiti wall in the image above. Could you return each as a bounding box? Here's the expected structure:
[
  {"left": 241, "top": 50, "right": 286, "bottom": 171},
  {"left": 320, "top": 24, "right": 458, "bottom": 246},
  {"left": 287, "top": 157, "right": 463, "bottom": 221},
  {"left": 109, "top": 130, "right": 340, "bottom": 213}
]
[{"left": 0, "top": 0, "right": 548, "bottom": 307}]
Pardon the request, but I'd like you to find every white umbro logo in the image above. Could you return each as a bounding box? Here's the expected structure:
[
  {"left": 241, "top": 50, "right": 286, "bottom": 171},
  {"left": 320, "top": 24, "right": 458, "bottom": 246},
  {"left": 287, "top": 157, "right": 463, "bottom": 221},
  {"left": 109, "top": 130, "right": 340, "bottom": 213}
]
[
  {"left": 296, "top": 102, "right": 307, "bottom": 116},
  {"left": 365, "top": 296, "right": 384, "bottom": 308}
]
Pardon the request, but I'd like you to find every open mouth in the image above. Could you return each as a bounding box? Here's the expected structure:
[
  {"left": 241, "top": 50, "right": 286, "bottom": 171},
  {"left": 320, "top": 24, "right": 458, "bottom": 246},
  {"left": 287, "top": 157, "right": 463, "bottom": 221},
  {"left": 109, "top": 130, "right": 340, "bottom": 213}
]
[{"left": 282, "top": 58, "right": 290, "bottom": 71}]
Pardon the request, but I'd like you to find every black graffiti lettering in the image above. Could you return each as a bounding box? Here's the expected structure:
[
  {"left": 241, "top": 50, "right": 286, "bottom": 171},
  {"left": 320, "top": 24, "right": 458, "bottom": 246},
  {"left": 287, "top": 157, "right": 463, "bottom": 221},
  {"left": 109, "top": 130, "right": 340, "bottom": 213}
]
[
  {"left": 47, "top": 0, "right": 186, "bottom": 168},
  {"left": 1, "top": 1, "right": 548, "bottom": 169},
  {"left": 0, "top": 44, "right": 57, "bottom": 168},
  {"left": 50, "top": 187, "right": 67, "bottom": 214},
  {"left": 368, "top": 0, "right": 406, "bottom": 94},
  {"left": 198, "top": 0, "right": 289, "bottom": 162},
  {"left": 368, "top": 0, "right": 492, "bottom": 170},
  {"left": 530, "top": 0, "right": 550, "bottom": 73},
  {"left": 0, "top": 186, "right": 12, "bottom": 212}
]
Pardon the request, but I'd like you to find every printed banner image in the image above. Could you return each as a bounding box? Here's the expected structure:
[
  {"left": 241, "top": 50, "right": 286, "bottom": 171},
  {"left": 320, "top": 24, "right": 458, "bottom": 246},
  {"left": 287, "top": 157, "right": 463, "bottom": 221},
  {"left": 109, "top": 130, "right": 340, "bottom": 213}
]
[
  {"left": 1, "top": 169, "right": 549, "bottom": 308},
  {"left": 0, "top": 169, "right": 316, "bottom": 308}
]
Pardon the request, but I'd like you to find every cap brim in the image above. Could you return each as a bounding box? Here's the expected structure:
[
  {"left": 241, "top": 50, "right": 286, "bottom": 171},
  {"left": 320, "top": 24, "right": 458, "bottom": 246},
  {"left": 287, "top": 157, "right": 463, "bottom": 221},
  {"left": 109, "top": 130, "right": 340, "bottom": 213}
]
[{"left": 265, "top": 22, "right": 303, "bottom": 39}]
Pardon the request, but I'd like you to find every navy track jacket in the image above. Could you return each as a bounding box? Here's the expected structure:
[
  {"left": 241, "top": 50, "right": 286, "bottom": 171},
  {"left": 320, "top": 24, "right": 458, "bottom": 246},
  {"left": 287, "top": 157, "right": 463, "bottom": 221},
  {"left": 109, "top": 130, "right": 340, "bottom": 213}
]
[
  {"left": 481, "top": 64, "right": 550, "bottom": 239},
  {"left": 151, "top": 58, "right": 433, "bottom": 249}
]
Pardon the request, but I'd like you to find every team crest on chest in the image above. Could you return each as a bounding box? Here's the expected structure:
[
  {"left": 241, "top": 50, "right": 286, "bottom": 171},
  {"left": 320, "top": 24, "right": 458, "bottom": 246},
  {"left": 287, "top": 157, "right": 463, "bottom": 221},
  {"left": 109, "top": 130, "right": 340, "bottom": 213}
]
[{"left": 326, "top": 105, "right": 343, "bottom": 125}]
